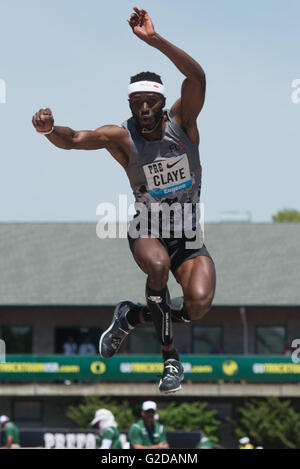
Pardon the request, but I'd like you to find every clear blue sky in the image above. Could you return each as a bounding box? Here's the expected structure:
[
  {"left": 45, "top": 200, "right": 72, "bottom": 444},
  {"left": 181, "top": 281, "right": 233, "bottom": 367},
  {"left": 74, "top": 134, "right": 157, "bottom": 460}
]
[{"left": 0, "top": 0, "right": 299, "bottom": 222}]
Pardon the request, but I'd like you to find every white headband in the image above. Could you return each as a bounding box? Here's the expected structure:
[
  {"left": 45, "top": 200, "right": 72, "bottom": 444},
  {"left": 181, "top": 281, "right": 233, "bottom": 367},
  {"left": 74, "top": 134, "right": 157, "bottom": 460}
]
[{"left": 128, "top": 81, "right": 165, "bottom": 97}]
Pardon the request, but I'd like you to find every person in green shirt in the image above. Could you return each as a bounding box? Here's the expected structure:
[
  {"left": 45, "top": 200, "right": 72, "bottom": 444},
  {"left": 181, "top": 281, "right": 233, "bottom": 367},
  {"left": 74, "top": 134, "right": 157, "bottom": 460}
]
[
  {"left": 195, "top": 431, "right": 223, "bottom": 449},
  {"left": 0, "top": 415, "right": 20, "bottom": 449},
  {"left": 196, "top": 436, "right": 216, "bottom": 449},
  {"left": 128, "top": 401, "right": 169, "bottom": 449},
  {"left": 90, "top": 409, "right": 122, "bottom": 449}
]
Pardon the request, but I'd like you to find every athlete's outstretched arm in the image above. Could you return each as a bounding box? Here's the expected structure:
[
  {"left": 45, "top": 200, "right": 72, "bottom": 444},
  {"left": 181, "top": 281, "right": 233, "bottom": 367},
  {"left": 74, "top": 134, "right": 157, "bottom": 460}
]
[
  {"left": 32, "top": 108, "right": 129, "bottom": 166},
  {"left": 128, "top": 7, "right": 206, "bottom": 134}
]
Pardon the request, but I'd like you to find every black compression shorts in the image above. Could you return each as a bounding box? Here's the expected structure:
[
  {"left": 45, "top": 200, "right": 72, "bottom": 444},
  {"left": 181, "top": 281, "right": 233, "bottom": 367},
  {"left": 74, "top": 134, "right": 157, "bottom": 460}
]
[{"left": 127, "top": 228, "right": 214, "bottom": 275}]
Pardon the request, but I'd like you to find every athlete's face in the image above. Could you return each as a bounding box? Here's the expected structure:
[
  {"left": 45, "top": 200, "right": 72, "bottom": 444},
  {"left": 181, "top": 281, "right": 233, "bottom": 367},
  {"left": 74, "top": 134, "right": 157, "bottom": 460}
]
[{"left": 129, "top": 92, "right": 165, "bottom": 132}]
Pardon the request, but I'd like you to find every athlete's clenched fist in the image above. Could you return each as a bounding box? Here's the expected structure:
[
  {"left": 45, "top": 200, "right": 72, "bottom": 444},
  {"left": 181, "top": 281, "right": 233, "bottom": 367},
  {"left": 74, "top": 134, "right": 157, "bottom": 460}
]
[
  {"left": 32, "top": 108, "right": 54, "bottom": 134},
  {"left": 127, "top": 7, "right": 156, "bottom": 44}
]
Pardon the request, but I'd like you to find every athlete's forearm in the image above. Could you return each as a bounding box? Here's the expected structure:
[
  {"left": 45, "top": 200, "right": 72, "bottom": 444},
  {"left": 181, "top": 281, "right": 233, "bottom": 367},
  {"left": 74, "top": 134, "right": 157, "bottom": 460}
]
[
  {"left": 45, "top": 126, "right": 77, "bottom": 150},
  {"left": 148, "top": 33, "right": 205, "bottom": 83}
]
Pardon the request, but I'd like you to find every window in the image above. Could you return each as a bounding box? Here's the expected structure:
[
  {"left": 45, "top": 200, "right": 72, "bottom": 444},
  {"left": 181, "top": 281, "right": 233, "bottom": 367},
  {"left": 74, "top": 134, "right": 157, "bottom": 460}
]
[
  {"left": 129, "top": 325, "right": 160, "bottom": 354},
  {"left": 2, "top": 326, "right": 33, "bottom": 354},
  {"left": 55, "top": 327, "right": 100, "bottom": 354},
  {"left": 12, "top": 400, "right": 43, "bottom": 422},
  {"left": 192, "top": 326, "right": 223, "bottom": 354},
  {"left": 255, "top": 326, "right": 286, "bottom": 354}
]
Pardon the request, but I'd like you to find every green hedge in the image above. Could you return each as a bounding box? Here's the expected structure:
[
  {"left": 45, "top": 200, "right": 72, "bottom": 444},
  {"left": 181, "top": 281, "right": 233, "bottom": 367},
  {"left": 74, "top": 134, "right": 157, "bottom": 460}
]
[
  {"left": 231, "top": 397, "right": 300, "bottom": 449},
  {"left": 66, "top": 397, "right": 220, "bottom": 440}
]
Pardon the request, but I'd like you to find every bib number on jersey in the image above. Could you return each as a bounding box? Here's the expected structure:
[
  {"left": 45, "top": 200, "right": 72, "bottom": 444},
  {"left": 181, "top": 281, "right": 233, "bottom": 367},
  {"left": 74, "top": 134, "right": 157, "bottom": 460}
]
[{"left": 143, "top": 154, "right": 192, "bottom": 197}]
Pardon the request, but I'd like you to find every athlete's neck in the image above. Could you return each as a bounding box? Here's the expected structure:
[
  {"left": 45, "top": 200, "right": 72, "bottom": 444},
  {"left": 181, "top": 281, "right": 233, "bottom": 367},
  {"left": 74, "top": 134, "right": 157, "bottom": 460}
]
[{"left": 138, "top": 113, "right": 167, "bottom": 141}]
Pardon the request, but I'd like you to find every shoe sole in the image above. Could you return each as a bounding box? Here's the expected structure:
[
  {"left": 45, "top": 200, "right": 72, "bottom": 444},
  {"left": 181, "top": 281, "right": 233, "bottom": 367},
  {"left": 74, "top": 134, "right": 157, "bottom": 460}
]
[
  {"left": 160, "top": 385, "right": 182, "bottom": 394},
  {"left": 158, "top": 379, "right": 183, "bottom": 394},
  {"left": 99, "top": 304, "right": 129, "bottom": 359}
]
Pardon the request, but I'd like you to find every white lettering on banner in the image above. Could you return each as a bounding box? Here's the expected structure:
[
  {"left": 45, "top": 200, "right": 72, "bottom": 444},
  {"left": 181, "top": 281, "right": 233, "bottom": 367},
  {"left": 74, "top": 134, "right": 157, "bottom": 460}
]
[
  {"left": 120, "top": 363, "right": 132, "bottom": 373},
  {"left": 43, "top": 363, "right": 59, "bottom": 372},
  {"left": 55, "top": 433, "right": 65, "bottom": 449},
  {"left": 43, "top": 432, "right": 96, "bottom": 449},
  {"left": 86, "top": 433, "right": 97, "bottom": 449},
  {"left": 143, "top": 155, "right": 192, "bottom": 197},
  {"left": 253, "top": 363, "right": 265, "bottom": 374},
  {"left": 76, "top": 433, "right": 87, "bottom": 449},
  {"left": 44, "top": 433, "right": 55, "bottom": 448},
  {"left": 183, "top": 362, "right": 192, "bottom": 372},
  {"left": 66, "top": 433, "right": 76, "bottom": 449}
]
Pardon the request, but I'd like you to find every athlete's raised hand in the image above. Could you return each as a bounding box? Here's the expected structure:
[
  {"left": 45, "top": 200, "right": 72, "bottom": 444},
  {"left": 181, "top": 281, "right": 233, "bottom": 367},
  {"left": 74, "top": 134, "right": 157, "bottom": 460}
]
[
  {"left": 32, "top": 108, "right": 54, "bottom": 133},
  {"left": 127, "top": 7, "right": 156, "bottom": 43}
]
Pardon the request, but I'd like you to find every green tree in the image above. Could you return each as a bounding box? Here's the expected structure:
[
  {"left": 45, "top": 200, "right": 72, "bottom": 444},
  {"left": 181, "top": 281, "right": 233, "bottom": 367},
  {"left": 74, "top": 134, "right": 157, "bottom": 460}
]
[
  {"left": 272, "top": 209, "right": 300, "bottom": 222},
  {"left": 66, "top": 396, "right": 136, "bottom": 430},
  {"left": 231, "top": 397, "right": 300, "bottom": 449},
  {"left": 158, "top": 401, "right": 220, "bottom": 440}
]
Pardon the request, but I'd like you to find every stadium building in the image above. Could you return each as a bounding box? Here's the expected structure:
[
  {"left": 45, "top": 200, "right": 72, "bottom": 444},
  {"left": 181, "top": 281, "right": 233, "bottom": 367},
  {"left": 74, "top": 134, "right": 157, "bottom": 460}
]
[{"left": 1, "top": 222, "right": 300, "bottom": 447}]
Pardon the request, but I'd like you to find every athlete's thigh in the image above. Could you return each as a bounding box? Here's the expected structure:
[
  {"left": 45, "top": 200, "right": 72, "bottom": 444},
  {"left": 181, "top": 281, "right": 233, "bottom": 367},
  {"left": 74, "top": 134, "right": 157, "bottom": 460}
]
[
  {"left": 174, "top": 255, "right": 216, "bottom": 299},
  {"left": 132, "top": 237, "right": 170, "bottom": 275}
]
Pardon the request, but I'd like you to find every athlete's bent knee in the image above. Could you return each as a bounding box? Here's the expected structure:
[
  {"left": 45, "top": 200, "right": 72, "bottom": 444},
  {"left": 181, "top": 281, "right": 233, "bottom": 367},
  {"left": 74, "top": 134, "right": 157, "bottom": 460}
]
[
  {"left": 185, "top": 293, "right": 214, "bottom": 321},
  {"left": 147, "top": 259, "right": 170, "bottom": 287}
]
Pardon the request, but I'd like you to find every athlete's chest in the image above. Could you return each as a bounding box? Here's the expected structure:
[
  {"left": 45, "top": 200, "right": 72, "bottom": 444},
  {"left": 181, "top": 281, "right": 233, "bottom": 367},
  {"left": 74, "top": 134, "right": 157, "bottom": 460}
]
[{"left": 135, "top": 136, "right": 186, "bottom": 163}]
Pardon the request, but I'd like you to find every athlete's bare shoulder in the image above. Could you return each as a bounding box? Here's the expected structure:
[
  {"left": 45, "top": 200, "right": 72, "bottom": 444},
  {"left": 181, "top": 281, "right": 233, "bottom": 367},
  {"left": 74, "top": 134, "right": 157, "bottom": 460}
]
[
  {"left": 95, "top": 125, "right": 130, "bottom": 168},
  {"left": 95, "top": 124, "right": 128, "bottom": 142}
]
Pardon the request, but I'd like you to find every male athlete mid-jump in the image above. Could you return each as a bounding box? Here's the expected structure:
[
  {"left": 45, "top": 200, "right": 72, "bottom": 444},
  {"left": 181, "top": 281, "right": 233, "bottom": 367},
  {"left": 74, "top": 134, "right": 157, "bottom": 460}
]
[{"left": 32, "top": 7, "right": 216, "bottom": 394}]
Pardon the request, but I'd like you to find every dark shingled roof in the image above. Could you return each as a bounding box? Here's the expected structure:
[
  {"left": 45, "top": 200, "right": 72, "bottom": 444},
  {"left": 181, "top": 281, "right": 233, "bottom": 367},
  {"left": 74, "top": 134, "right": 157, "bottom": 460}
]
[{"left": 1, "top": 223, "right": 299, "bottom": 306}]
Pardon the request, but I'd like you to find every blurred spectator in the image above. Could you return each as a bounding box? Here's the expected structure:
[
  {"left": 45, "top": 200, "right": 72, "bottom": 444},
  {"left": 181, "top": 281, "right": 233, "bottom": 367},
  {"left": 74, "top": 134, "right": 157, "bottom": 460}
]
[
  {"left": 195, "top": 431, "right": 223, "bottom": 449},
  {"left": 196, "top": 436, "right": 216, "bottom": 449},
  {"left": 79, "top": 336, "right": 96, "bottom": 355},
  {"left": 239, "top": 436, "right": 254, "bottom": 449},
  {"left": 0, "top": 415, "right": 20, "bottom": 449},
  {"left": 90, "top": 409, "right": 122, "bottom": 449},
  {"left": 282, "top": 340, "right": 293, "bottom": 356},
  {"left": 128, "top": 401, "right": 169, "bottom": 449},
  {"left": 211, "top": 343, "right": 224, "bottom": 354},
  {"left": 63, "top": 336, "right": 78, "bottom": 355}
]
